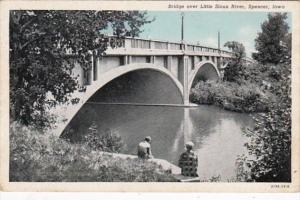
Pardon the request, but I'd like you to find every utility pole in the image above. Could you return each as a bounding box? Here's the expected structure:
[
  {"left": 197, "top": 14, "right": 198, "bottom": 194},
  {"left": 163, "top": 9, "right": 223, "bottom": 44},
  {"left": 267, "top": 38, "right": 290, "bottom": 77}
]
[
  {"left": 180, "top": 12, "right": 189, "bottom": 105},
  {"left": 218, "top": 31, "right": 221, "bottom": 69},
  {"left": 218, "top": 31, "right": 220, "bottom": 52},
  {"left": 181, "top": 12, "right": 185, "bottom": 42}
]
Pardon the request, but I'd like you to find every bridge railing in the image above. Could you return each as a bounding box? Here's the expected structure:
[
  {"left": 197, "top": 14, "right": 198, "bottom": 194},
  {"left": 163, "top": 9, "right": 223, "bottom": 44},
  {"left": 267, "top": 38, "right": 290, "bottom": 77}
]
[
  {"left": 117, "top": 37, "right": 233, "bottom": 57},
  {"left": 65, "top": 36, "right": 234, "bottom": 57}
]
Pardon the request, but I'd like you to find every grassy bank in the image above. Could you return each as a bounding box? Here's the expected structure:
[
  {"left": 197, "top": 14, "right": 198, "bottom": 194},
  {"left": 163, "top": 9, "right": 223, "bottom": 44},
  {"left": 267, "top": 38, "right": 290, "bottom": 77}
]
[
  {"left": 190, "top": 80, "right": 274, "bottom": 113},
  {"left": 9, "top": 122, "right": 177, "bottom": 182}
]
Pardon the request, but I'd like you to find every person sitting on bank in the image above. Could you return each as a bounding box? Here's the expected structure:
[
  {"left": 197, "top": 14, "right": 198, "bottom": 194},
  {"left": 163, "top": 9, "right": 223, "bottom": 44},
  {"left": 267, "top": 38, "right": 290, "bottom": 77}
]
[
  {"left": 178, "top": 141, "right": 198, "bottom": 177},
  {"left": 137, "top": 136, "right": 153, "bottom": 159}
]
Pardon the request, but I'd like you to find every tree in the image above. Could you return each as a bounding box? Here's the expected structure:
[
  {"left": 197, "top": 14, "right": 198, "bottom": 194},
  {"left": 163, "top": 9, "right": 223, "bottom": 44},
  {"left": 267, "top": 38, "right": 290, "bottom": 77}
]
[
  {"left": 10, "top": 10, "right": 152, "bottom": 127},
  {"left": 223, "top": 41, "right": 246, "bottom": 82},
  {"left": 252, "top": 13, "right": 290, "bottom": 64},
  {"left": 224, "top": 41, "right": 246, "bottom": 62},
  {"left": 126, "top": 11, "right": 155, "bottom": 37},
  {"left": 243, "top": 62, "right": 291, "bottom": 182},
  {"left": 281, "top": 32, "right": 292, "bottom": 64}
]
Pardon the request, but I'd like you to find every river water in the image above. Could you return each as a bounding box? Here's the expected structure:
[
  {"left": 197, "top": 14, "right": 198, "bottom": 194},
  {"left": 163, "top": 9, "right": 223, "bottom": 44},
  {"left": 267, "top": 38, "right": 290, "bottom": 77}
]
[{"left": 64, "top": 103, "right": 253, "bottom": 181}]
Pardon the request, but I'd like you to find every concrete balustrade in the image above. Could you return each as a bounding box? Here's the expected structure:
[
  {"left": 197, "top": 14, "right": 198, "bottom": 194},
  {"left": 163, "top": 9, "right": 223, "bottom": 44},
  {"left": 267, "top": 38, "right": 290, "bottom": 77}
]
[{"left": 116, "top": 37, "right": 233, "bottom": 57}]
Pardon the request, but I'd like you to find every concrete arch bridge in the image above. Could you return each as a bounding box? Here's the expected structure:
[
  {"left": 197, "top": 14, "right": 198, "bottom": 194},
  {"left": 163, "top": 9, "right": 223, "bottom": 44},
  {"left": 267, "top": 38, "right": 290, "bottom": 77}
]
[{"left": 53, "top": 37, "right": 234, "bottom": 136}]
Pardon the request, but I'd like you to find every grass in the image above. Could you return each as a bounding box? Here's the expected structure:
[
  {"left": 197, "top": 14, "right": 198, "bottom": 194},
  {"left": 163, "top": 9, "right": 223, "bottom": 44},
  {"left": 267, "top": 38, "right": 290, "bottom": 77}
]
[
  {"left": 9, "top": 122, "right": 177, "bottom": 182},
  {"left": 10, "top": 122, "right": 248, "bottom": 182}
]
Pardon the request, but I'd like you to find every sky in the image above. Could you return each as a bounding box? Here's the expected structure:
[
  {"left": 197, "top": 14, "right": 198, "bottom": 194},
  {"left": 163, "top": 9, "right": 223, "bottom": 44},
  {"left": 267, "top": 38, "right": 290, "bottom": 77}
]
[{"left": 139, "top": 11, "right": 292, "bottom": 57}]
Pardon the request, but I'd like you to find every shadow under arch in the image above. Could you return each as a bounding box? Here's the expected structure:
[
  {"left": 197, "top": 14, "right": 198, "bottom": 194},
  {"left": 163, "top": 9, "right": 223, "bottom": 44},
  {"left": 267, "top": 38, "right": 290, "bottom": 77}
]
[
  {"left": 188, "top": 61, "right": 220, "bottom": 96},
  {"left": 57, "top": 63, "right": 184, "bottom": 137}
]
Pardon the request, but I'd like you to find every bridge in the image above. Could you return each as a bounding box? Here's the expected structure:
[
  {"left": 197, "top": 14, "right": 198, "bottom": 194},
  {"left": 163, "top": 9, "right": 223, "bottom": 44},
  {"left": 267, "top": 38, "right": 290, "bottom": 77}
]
[{"left": 52, "top": 37, "right": 235, "bottom": 136}]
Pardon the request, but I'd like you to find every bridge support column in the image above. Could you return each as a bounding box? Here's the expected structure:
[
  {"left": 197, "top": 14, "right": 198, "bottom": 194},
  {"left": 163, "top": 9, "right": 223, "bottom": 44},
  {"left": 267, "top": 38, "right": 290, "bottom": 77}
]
[
  {"left": 219, "top": 56, "right": 223, "bottom": 68},
  {"left": 128, "top": 56, "right": 132, "bottom": 64},
  {"left": 192, "top": 56, "right": 196, "bottom": 70},
  {"left": 93, "top": 54, "right": 98, "bottom": 81},
  {"left": 86, "top": 53, "right": 94, "bottom": 85},
  {"left": 178, "top": 55, "right": 190, "bottom": 105},
  {"left": 167, "top": 56, "right": 172, "bottom": 71},
  {"left": 183, "top": 56, "right": 189, "bottom": 105},
  {"left": 150, "top": 56, "right": 155, "bottom": 64},
  {"left": 122, "top": 56, "right": 127, "bottom": 65}
]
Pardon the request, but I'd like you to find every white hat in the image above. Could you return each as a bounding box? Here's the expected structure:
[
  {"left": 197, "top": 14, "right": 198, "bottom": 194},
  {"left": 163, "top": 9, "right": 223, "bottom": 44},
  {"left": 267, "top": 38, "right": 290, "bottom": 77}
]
[
  {"left": 145, "top": 136, "right": 152, "bottom": 142},
  {"left": 185, "top": 141, "right": 194, "bottom": 149}
]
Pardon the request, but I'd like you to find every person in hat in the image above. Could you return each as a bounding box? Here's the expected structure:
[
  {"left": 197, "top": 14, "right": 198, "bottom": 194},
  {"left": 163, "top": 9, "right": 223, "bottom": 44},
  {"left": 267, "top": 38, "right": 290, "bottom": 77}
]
[
  {"left": 178, "top": 141, "right": 198, "bottom": 177},
  {"left": 137, "top": 136, "right": 153, "bottom": 159}
]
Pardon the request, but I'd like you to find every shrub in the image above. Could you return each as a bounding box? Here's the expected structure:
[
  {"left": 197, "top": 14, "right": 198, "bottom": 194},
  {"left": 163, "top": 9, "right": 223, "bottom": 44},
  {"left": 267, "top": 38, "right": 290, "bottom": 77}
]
[
  {"left": 190, "top": 80, "right": 273, "bottom": 113},
  {"left": 223, "top": 61, "right": 246, "bottom": 83},
  {"left": 83, "top": 122, "right": 124, "bottom": 153}
]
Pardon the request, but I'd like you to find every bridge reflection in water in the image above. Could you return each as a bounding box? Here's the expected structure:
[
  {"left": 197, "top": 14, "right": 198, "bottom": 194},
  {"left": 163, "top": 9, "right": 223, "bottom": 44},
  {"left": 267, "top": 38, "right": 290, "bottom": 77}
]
[{"left": 62, "top": 103, "right": 253, "bottom": 181}]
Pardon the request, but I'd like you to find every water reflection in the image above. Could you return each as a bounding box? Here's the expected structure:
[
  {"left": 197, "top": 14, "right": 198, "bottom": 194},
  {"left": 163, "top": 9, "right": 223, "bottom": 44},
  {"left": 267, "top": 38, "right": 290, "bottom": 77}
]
[{"left": 63, "top": 103, "right": 253, "bottom": 181}]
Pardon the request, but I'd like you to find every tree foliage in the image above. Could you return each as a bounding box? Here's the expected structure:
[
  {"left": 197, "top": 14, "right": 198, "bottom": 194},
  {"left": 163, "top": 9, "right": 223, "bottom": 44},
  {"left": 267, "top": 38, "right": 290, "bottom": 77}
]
[
  {"left": 243, "top": 62, "right": 291, "bottom": 182},
  {"left": 10, "top": 10, "right": 152, "bottom": 127},
  {"left": 252, "top": 13, "right": 290, "bottom": 64},
  {"left": 223, "top": 41, "right": 246, "bottom": 82},
  {"left": 240, "top": 14, "right": 292, "bottom": 181},
  {"left": 224, "top": 41, "right": 246, "bottom": 62}
]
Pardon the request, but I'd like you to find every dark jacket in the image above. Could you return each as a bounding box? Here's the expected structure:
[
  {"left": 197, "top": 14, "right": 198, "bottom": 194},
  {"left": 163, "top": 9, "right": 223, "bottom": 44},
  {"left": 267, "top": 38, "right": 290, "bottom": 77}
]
[{"left": 178, "top": 150, "right": 198, "bottom": 177}]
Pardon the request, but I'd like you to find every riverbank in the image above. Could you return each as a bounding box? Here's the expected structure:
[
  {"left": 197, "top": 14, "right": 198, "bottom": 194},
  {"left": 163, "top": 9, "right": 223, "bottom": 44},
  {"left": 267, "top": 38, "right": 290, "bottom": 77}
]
[
  {"left": 190, "top": 80, "right": 274, "bottom": 113},
  {"left": 9, "top": 122, "right": 177, "bottom": 182}
]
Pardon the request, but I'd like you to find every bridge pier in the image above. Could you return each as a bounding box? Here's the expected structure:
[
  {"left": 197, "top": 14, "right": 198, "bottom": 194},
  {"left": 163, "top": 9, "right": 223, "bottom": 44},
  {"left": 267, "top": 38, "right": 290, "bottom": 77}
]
[
  {"left": 128, "top": 55, "right": 132, "bottom": 64},
  {"left": 178, "top": 55, "right": 190, "bottom": 105},
  {"left": 150, "top": 56, "right": 155, "bottom": 64},
  {"left": 93, "top": 53, "right": 98, "bottom": 81},
  {"left": 167, "top": 56, "right": 172, "bottom": 71}
]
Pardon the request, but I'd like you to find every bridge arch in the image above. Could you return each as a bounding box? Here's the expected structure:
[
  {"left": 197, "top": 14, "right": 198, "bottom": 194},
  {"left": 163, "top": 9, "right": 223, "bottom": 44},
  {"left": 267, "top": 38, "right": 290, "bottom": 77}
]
[
  {"left": 56, "top": 63, "right": 184, "bottom": 136},
  {"left": 188, "top": 61, "right": 220, "bottom": 96},
  {"left": 221, "top": 62, "right": 229, "bottom": 69}
]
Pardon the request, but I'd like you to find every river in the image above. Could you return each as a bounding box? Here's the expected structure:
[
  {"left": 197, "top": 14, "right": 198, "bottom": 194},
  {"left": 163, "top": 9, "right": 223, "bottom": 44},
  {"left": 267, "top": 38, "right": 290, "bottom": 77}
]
[{"left": 63, "top": 103, "right": 253, "bottom": 181}]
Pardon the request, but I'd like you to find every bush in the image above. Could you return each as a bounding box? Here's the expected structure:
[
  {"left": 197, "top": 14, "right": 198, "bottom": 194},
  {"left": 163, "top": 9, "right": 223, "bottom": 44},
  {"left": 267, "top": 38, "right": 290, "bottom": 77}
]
[
  {"left": 83, "top": 122, "right": 124, "bottom": 153},
  {"left": 190, "top": 80, "right": 273, "bottom": 113},
  {"left": 9, "top": 122, "right": 177, "bottom": 182},
  {"left": 223, "top": 61, "right": 246, "bottom": 83}
]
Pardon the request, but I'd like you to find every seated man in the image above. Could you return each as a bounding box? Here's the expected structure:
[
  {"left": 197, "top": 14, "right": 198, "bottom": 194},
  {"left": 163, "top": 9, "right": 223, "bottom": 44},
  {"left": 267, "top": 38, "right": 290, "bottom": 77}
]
[
  {"left": 137, "top": 136, "right": 153, "bottom": 159},
  {"left": 178, "top": 141, "right": 198, "bottom": 177}
]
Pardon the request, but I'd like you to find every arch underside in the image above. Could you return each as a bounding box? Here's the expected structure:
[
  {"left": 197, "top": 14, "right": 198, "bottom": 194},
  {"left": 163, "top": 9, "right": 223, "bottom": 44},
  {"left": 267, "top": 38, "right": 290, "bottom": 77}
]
[
  {"left": 58, "top": 63, "right": 184, "bottom": 137},
  {"left": 88, "top": 69, "right": 183, "bottom": 105},
  {"left": 189, "top": 61, "right": 220, "bottom": 90}
]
